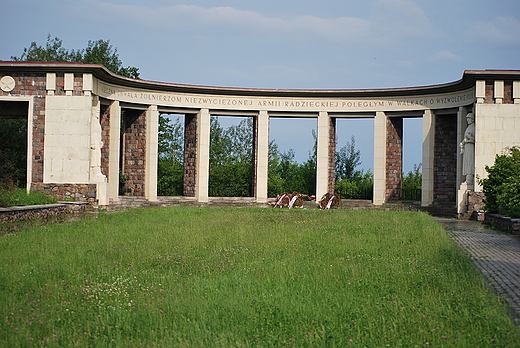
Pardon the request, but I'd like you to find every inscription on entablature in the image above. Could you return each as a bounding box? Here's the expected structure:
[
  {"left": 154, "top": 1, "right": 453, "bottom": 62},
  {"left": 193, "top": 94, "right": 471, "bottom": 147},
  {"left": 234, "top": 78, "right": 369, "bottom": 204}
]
[{"left": 97, "top": 83, "right": 475, "bottom": 112}]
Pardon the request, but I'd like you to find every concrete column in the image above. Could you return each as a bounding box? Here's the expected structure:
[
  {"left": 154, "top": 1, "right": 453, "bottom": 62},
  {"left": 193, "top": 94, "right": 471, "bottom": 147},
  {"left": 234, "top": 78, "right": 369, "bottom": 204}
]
[
  {"left": 26, "top": 97, "right": 34, "bottom": 193},
  {"left": 196, "top": 108, "right": 210, "bottom": 202},
  {"left": 145, "top": 105, "right": 159, "bottom": 201},
  {"left": 46, "top": 73, "right": 56, "bottom": 96},
  {"left": 64, "top": 73, "right": 74, "bottom": 96},
  {"left": 316, "top": 111, "right": 330, "bottom": 200},
  {"left": 456, "top": 106, "right": 468, "bottom": 186},
  {"left": 90, "top": 96, "right": 109, "bottom": 205},
  {"left": 83, "top": 73, "right": 93, "bottom": 97},
  {"left": 476, "top": 80, "right": 485, "bottom": 104},
  {"left": 514, "top": 81, "right": 520, "bottom": 104},
  {"left": 421, "top": 109, "right": 435, "bottom": 206},
  {"left": 494, "top": 80, "right": 504, "bottom": 104},
  {"left": 456, "top": 106, "right": 469, "bottom": 214},
  {"left": 256, "top": 110, "right": 269, "bottom": 203},
  {"left": 373, "top": 111, "right": 386, "bottom": 205},
  {"left": 108, "top": 100, "right": 121, "bottom": 201}
]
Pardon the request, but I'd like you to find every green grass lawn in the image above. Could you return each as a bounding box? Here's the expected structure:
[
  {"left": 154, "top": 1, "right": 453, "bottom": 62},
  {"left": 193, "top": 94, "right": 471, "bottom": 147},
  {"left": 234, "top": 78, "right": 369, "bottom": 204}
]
[
  {"left": 0, "top": 188, "right": 57, "bottom": 208},
  {"left": 0, "top": 207, "right": 518, "bottom": 347}
]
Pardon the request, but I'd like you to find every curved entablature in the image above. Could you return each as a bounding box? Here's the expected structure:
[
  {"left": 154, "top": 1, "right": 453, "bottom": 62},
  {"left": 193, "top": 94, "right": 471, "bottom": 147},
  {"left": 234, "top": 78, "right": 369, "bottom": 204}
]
[
  {"left": 0, "top": 61, "right": 503, "bottom": 98},
  {"left": 0, "top": 62, "right": 481, "bottom": 113}
]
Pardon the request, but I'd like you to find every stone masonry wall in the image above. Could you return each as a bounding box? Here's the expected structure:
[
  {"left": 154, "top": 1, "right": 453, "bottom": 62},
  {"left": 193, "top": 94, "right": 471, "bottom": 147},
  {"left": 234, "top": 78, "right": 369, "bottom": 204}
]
[
  {"left": 386, "top": 117, "right": 403, "bottom": 200},
  {"left": 252, "top": 115, "right": 258, "bottom": 197},
  {"left": 122, "top": 109, "right": 146, "bottom": 196},
  {"left": 485, "top": 80, "right": 494, "bottom": 104},
  {"left": 100, "top": 104, "right": 110, "bottom": 178},
  {"left": 31, "top": 183, "right": 97, "bottom": 202},
  {"left": 0, "top": 73, "right": 47, "bottom": 185},
  {"left": 184, "top": 113, "right": 197, "bottom": 197},
  {"left": 0, "top": 202, "right": 88, "bottom": 223},
  {"left": 328, "top": 117, "right": 336, "bottom": 194},
  {"left": 504, "top": 80, "right": 513, "bottom": 104},
  {"left": 433, "top": 114, "right": 457, "bottom": 203}
]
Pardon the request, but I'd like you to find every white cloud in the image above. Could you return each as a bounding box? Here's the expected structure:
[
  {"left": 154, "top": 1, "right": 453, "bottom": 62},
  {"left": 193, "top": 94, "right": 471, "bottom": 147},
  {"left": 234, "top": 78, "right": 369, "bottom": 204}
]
[
  {"left": 83, "top": 0, "right": 436, "bottom": 45},
  {"left": 370, "top": 0, "right": 433, "bottom": 40},
  {"left": 85, "top": 1, "right": 371, "bottom": 43},
  {"left": 431, "top": 50, "right": 462, "bottom": 61},
  {"left": 465, "top": 16, "right": 520, "bottom": 47}
]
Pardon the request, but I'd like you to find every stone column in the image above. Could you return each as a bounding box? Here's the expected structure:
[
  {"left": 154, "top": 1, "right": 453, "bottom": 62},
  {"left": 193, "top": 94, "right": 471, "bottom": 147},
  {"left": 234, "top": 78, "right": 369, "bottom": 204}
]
[
  {"left": 196, "top": 108, "right": 210, "bottom": 202},
  {"left": 514, "top": 81, "right": 520, "bottom": 104},
  {"left": 457, "top": 106, "right": 469, "bottom": 214},
  {"left": 90, "top": 95, "right": 109, "bottom": 205},
  {"left": 316, "top": 111, "right": 330, "bottom": 200},
  {"left": 494, "top": 81, "right": 504, "bottom": 104},
  {"left": 421, "top": 109, "right": 434, "bottom": 206},
  {"left": 64, "top": 73, "right": 74, "bottom": 96},
  {"left": 255, "top": 110, "right": 269, "bottom": 203},
  {"left": 373, "top": 111, "right": 386, "bottom": 205},
  {"left": 145, "top": 105, "right": 158, "bottom": 201},
  {"left": 108, "top": 100, "right": 121, "bottom": 201},
  {"left": 476, "top": 80, "right": 485, "bottom": 104},
  {"left": 456, "top": 107, "right": 467, "bottom": 187}
]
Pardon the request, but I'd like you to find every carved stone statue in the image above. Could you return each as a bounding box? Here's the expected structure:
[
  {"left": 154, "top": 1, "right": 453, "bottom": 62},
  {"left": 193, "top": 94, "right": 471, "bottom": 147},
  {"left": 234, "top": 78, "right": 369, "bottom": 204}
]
[{"left": 460, "top": 112, "right": 475, "bottom": 185}]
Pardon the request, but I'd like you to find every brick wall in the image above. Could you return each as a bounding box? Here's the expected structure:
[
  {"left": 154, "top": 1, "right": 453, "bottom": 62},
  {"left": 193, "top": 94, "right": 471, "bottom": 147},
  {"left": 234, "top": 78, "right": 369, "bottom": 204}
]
[
  {"left": 122, "top": 109, "right": 147, "bottom": 196},
  {"left": 386, "top": 117, "right": 403, "bottom": 200},
  {"left": 183, "top": 113, "right": 197, "bottom": 197},
  {"left": 252, "top": 115, "right": 258, "bottom": 197},
  {"left": 0, "top": 73, "right": 47, "bottom": 185},
  {"left": 328, "top": 117, "right": 336, "bottom": 194},
  {"left": 485, "top": 80, "right": 494, "bottom": 104},
  {"left": 100, "top": 104, "right": 110, "bottom": 177},
  {"left": 433, "top": 114, "right": 457, "bottom": 202},
  {"left": 504, "top": 80, "right": 513, "bottom": 104}
]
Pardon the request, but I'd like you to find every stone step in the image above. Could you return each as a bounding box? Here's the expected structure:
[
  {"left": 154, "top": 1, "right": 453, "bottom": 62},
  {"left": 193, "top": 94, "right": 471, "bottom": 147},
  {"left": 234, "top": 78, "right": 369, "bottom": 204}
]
[{"left": 107, "top": 196, "right": 458, "bottom": 218}]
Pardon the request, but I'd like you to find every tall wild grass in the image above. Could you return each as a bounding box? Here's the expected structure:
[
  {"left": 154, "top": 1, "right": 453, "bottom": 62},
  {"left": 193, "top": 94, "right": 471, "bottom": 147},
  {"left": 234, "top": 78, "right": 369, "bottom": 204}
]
[
  {"left": 0, "top": 207, "right": 518, "bottom": 347},
  {"left": 0, "top": 188, "right": 57, "bottom": 207}
]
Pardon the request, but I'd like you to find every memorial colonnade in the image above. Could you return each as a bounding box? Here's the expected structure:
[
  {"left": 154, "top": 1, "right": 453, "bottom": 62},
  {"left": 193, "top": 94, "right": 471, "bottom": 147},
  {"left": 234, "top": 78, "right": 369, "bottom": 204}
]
[
  {"left": 1, "top": 63, "right": 519, "bottom": 214},
  {"left": 94, "top": 87, "right": 473, "bottom": 208}
]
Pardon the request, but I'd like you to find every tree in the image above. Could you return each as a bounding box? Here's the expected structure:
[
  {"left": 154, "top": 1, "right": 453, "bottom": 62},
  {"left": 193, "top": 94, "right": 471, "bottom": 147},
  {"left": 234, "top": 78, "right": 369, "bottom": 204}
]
[
  {"left": 333, "top": 135, "right": 373, "bottom": 199},
  {"left": 401, "top": 163, "right": 422, "bottom": 201},
  {"left": 11, "top": 34, "right": 140, "bottom": 78},
  {"left": 0, "top": 119, "right": 27, "bottom": 189},
  {"left": 209, "top": 117, "right": 253, "bottom": 197},
  {"left": 157, "top": 115, "right": 184, "bottom": 196},
  {"left": 158, "top": 115, "right": 184, "bottom": 163},
  {"left": 335, "top": 135, "right": 362, "bottom": 181}
]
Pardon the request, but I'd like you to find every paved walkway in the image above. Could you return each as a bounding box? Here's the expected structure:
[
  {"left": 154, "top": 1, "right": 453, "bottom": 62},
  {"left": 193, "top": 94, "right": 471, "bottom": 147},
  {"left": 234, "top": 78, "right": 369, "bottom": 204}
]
[{"left": 438, "top": 218, "right": 520, "bottom": 325}]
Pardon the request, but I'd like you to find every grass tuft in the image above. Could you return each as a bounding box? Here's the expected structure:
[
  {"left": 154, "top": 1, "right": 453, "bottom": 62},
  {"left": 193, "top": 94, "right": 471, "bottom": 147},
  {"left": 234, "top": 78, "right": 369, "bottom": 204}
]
[{"left": 0, "top": 188, "right": 57, "bottom": 207}]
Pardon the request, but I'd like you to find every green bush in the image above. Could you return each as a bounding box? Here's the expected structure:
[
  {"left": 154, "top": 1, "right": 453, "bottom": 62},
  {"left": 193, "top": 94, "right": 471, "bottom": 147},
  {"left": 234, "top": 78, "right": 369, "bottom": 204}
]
[
  {"left": 335, "top": 178, "right": 362, "bottom": 198},
  {"left": 335, "top": 170, "right": 373, "bottom": 199},
  {"left": 479, "top": 146, "right": 520, "bottom": 215},
  {"left": 0, "top": 187, "right": 15, "bottom": 207},
  {"left": 157, "top": 159, "right": 183, "bottom": 196},
  {"left": 508, "top": 205, "right": 520, "bottom": 218}
]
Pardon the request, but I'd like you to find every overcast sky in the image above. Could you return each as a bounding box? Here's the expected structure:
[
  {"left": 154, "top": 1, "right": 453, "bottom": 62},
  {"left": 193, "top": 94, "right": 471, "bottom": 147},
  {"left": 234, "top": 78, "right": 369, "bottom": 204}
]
[{"left": 2, "top": 0, "right": 519, "bottom": 172}]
